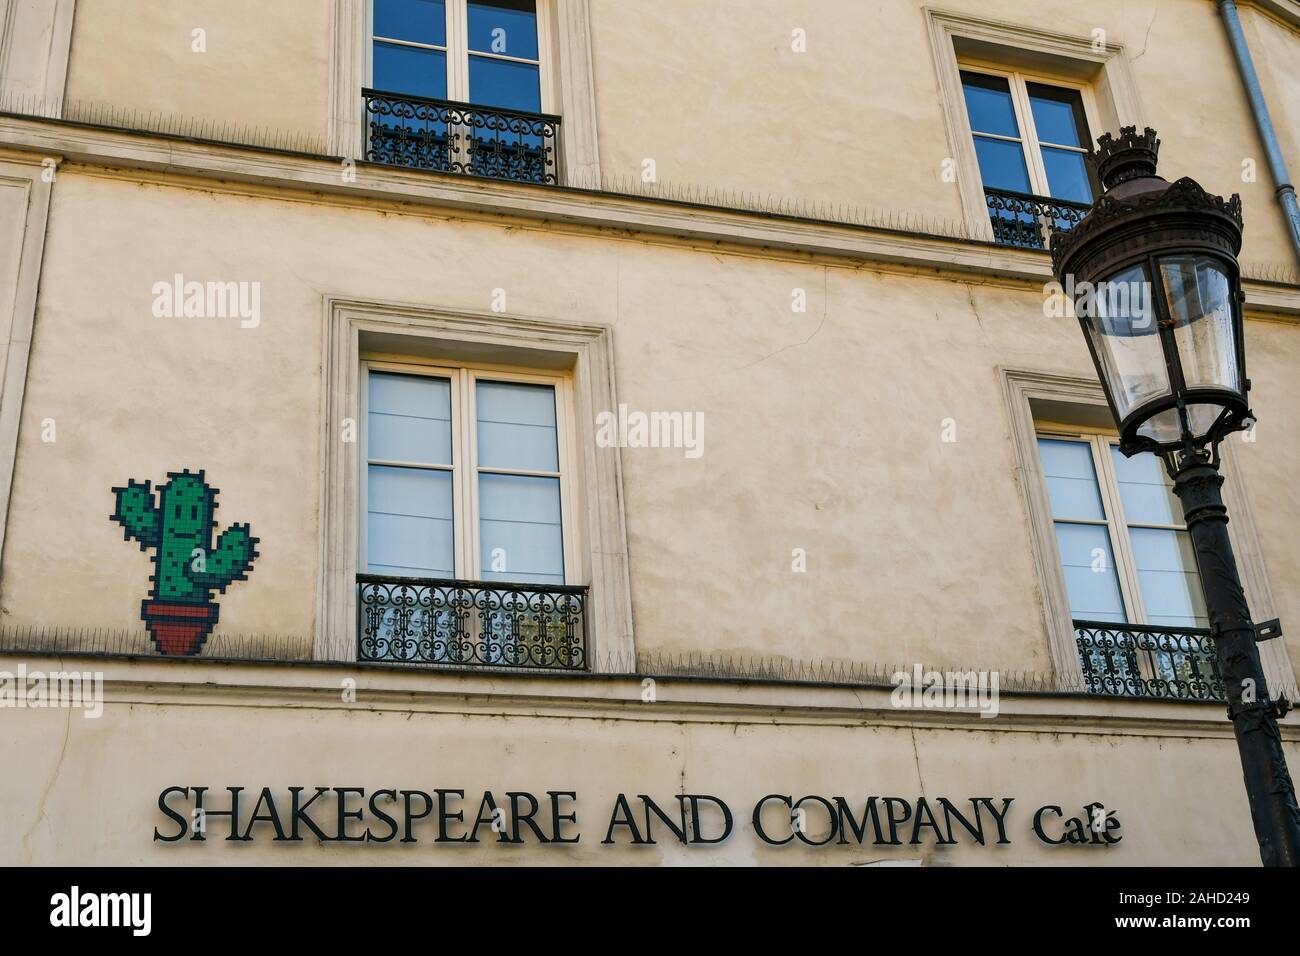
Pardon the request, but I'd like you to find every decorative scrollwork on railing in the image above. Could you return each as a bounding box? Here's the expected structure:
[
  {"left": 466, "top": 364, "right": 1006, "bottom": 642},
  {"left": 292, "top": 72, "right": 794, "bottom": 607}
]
[
  {"left": 357, "top": 574, "right": 586, "bottom": 670},
  {"left": 362, "top": 89, "right": 560, "bottom": 186},
  {"left": 1074, "top": 620, "right": 1224, "bottom": 701},
  {"left": 985, "top": 188, "right": 1091, "bottom": 250}
]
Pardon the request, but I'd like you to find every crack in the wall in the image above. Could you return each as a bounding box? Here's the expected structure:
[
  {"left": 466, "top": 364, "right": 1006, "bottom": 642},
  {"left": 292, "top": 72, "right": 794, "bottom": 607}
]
[
  {"left": 730, "top": 265, "right": 831, "bottom": 374},
  {"left": 1132, "top": 2, "right": 1161, "bottom": 61},
  {"left": 21, "top": 688, "right": 74, "bottom": 865},
  {"left": 964, "top": 283, "right": 989, "bottom": 342}
]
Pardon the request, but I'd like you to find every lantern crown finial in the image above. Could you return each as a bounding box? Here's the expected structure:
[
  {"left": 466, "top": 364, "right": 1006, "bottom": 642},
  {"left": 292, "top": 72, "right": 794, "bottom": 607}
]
[{"left": 1094, "top": 126, "right": 1161, "bottom": 190}]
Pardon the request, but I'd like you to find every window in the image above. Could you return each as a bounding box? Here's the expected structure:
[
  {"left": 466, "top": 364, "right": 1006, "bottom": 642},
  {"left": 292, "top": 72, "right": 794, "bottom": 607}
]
[
  {"left": 1037, "top": 432, "right": 1217, "bottom": 692},
  {"left": 1037, "top": 434, "right": 1207, "bottom": 629},
  {"left": 363, "top": 362, "right": 572, "bottom": 585},
  {"left": 1002, "top": 370, "right": 1293, "bottom": 701},
  {"left": 959, "top": 67, "right": 1096, "bottom": 247},
  {"left": 364, "top": 0, "right": 559, "bottom": 183},
  {"left": 335, "top": 0, "right": 598, "bottom": 182},
  {"left": 320, "top": 302, "right": 633, "bottom": 668},
  {"left": 370, "top": 0, "right": 545, "bottom": 111}
]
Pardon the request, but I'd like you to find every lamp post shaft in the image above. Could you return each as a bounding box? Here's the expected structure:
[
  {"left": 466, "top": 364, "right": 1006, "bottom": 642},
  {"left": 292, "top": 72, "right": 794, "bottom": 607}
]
[{"left": 1172, "top": 456, "right": 1300, "bottom": 866}]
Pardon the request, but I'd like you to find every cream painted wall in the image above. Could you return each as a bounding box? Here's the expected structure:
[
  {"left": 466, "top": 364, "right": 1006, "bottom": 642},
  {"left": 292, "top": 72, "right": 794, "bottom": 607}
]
[
  {"left": 62, "top": 0, "right": 331, "bottom": 147},
  {"left": 0, "top": 171, "right": 1074, "bottom": 671},
  {"left": 4, "top": 170, "right": 1299, "bottom": 677},
  {"left": 585, "top": 0, "right": 1296, "bottom": 264},
  {"left": 2, "top": 674, "right": 1284, "bottom": 866},
  {"left": 1234, "top": 317, "right": 1300, "bottom": 657},
  {"left": 2, "top": 3, "right": 1294, "bottom": 871},
  {"left": 55, "top": 1, "right": 1300, "bottom": 266},
  {"left": 586, "top": 0, "right": 960, "bottom": 223}
]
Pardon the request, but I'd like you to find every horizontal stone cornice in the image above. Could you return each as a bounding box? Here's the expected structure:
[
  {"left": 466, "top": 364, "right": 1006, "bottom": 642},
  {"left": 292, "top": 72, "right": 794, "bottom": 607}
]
[
  {"left": 4, "top": 652, "right": 1291, "bottom": 743},
  {"left": 1, "top": 114, "right": 1296, "bottom": 315}
]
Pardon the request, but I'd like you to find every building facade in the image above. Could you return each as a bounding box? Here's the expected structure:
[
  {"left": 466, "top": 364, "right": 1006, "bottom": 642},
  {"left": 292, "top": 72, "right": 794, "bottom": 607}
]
[{"left": 1, "top": 0, "right": 1300, "bottom": 864}]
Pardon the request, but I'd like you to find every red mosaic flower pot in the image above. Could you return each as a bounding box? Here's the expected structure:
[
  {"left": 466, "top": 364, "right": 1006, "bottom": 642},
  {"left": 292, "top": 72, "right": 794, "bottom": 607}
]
[{"left": 140, "top": 600, "right": 219, "bottom": 656}]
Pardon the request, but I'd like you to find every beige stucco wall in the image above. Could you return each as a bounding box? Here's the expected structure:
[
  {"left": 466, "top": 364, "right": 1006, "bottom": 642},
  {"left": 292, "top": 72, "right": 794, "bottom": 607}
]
[
  {"left": 3, "top": 167, "right": 1299, "bottom": 674},
  {"left": 0, "top": 170, "right": 1049, "bottom": 670},
  {"left": 1, "top": 2, "right": 1298, "bottom": 869},
  {"left": 57, "top": 0, "right": 1300, "bottom": 268},
  {"left": 1233, "top": 317, "right": 1300, "bottom": 656},
  {"left": 63, "top": 0, "right": 331, "bottom": 148},
  {"left": 2, "top": 660, "right": 1289, "bottom": 865}
]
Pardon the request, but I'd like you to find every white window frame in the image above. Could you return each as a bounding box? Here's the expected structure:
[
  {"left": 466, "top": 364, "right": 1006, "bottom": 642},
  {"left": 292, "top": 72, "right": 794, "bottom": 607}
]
[
  {"left": 1035, "top": 427, "right": 1203, "bottom": 631},
  {"left": 360, "top": 357, "right": 579, "bottom": 584},
  {"left": 957, "top": 60, "right": 1101, "bottom": 203},
  {"left": 366, "top": 0, "right": 556, "bottom": 111}
]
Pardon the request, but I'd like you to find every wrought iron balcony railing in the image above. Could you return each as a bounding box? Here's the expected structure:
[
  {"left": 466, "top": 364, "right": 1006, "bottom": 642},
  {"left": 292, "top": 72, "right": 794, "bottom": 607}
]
[
  {"left": 985, "top": 188, "right": 1091, "bottom": 250},
  {"left": 1074, "top": 620, "right": 1224, "bottom": 701},
  {"left": 362, "top": 88, "right": 560, "bottom": 186},
  {"left": 357, "top": 573, "right": 587, "bottom": 670}
]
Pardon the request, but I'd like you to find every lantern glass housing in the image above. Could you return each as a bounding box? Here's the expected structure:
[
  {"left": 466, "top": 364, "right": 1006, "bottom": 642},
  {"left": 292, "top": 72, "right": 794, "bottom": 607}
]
[
  {"left": 1081, "top": 263, "right": 1170, "bottom": 427},
  {"left": 1051, "top": 127, "right": 1251, "bottom": 458}
]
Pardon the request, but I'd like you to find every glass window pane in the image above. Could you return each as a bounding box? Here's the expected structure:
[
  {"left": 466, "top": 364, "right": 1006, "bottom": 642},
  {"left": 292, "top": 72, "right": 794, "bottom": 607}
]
[
  {"left": 1110, "top": 447, "right": 1181, "bottom": 525},
  {"left": 478, "top": 473, "right": 564, "bottom": 584},
  {"left": 960, "top": 72, "right": 1020, "bottom": 137},
  {"left": 368, "top": 372, "right": 452, "bottom": 464},
  {"left": 1037, "top": 438, "right": 1105, "bottom": 520},
  {"left": 1054, "top": 522, "right": 1127, "bottom": 622},
  {"left": 373, "top": 41, "right": 447, "bottom": 99},
  {"left": 973, "top": 136, "right": 1032, "bottom": 192},
  {"left": 1129, "top": 528, "right": 1208, "bottom": 628},
  {"left": 468, "top": 55, "right": 542, "bottom": 111},
  {"left": 476, "top": 380, "right": 558, "bottom": 471},
  {"left": 468, "top": 0, "right": 538, "bottom": 59},
  {"left": 1027, "top": 83, "right": 1088, "bottom": 147},
  {"left": 367, "top": 465, "right": 454, "bottom": 576},
  {"left": 1040, "top": 147, "right": 1093, "bottom": 203},
  {"left": 374, "top": 0, "right": 446, "bottom": 46}
]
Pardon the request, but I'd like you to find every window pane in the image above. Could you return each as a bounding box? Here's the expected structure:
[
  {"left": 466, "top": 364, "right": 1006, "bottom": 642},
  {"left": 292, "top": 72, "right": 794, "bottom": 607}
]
[
  {"left": 1027, "top": 83, "right": 1088, "bottom": 147},
  {"left": 1054, "top": 522, "right": 1126, "bottom": 622},
  {"left": 367, "top": 466, "right": 454, "bottom": 576},
  {"left": 468, "top": 55, "right": 542, "bottom": 111},
  {"left": 1037, "top": 438, "right": 1105, "bottom": 520},
  {"left": 973, "top": 136, "right": 1032, "bottom": 192},
  {"left": 374, "top": 0, "right": 446, "bottom": 46},
  {"left": 1110, "top": 447, "right": 1181, "bottom": 525},
  {"left": 373, "top": 41, "right": 447, "bottom": 98},
  {"left": 468, "top": 0, "right": 538, "bottom": 59},
  {"left": 960, "top": 72, "right": 1020, "bottom": 137},
  {"left": 368, "top": 372, "right": 452, "bottom": 464},
  {"left": 1129, "top": 528, "right": 1208, "bottom": 628},
  {"left": 1040, "top": 147, "right": 1093, "bottom": 203},
  {"left": 478, "top": 473, "right": 564, "bottom": 584},
  {"left": 476, "top": 380, "right": 558, "bottom": 471}
]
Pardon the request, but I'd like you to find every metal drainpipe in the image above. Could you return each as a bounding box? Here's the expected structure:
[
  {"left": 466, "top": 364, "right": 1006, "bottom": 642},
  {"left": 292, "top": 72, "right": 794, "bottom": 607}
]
[{"left": 1217, "top": 0, "right": 1300, "bottom": 263}]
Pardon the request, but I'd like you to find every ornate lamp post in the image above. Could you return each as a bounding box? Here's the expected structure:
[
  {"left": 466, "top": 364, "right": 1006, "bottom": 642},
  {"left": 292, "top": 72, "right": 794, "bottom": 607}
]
[{"left": 1051, "top": 126, "right": 1300, "bottom": 867}]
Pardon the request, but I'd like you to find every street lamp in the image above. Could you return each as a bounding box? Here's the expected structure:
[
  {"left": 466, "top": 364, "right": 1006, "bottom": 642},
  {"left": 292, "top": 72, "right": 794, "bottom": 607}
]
[{"left": 1051, "top": 126, "right": 1300, "bottom": 867}]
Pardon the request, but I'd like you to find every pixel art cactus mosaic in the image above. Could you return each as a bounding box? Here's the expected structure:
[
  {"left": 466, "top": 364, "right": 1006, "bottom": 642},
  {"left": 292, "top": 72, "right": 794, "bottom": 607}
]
[{"left": 110, "top": 469, "right": 258, "bottom": 656}]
